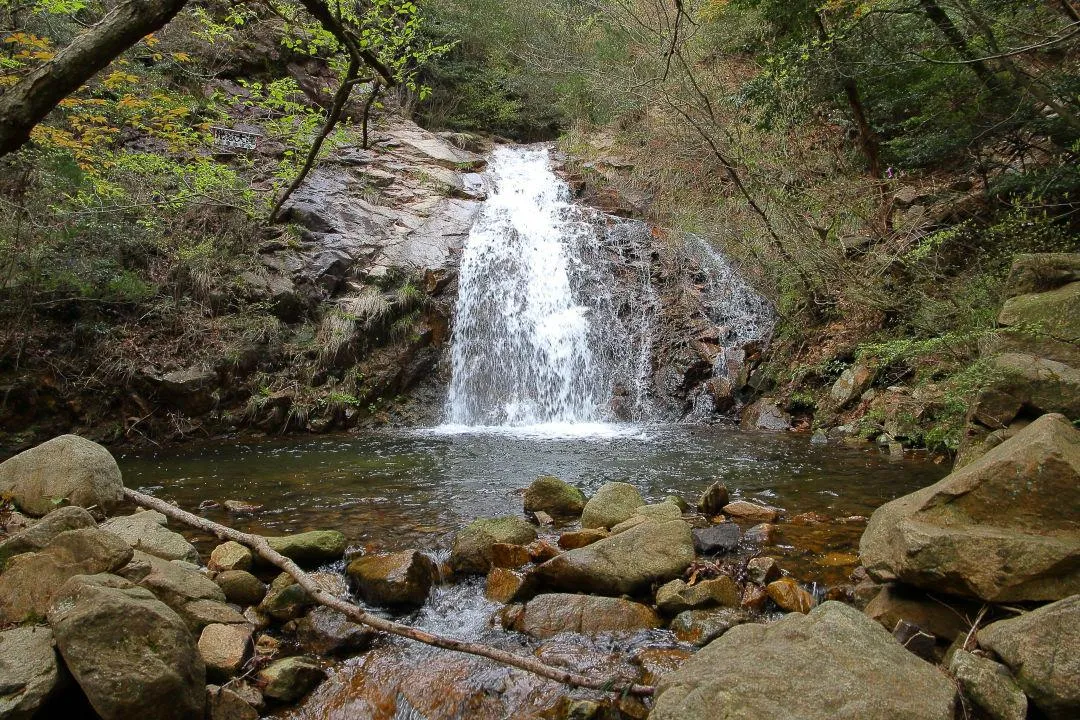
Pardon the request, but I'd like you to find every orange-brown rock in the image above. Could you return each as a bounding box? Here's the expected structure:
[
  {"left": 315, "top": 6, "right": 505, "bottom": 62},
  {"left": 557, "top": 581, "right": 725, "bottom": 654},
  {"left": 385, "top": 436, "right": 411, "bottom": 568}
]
[{"left": 766, "top": 578, "right": 816, "bottom": 614}]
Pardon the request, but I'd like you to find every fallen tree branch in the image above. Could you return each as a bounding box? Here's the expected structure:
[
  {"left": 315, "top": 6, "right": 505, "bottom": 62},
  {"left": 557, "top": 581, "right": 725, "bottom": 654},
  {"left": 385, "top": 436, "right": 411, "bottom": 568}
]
[{"left": 123, "top": 487, "right": 656, "bottom": 698}]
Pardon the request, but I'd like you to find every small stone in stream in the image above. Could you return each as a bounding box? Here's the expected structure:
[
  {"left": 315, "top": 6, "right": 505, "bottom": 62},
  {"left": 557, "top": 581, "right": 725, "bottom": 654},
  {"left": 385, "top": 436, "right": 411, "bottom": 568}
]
[
  {"left": 254, "top": 634, "right": 280, "bottom": 658},
  {"left": 839, "top": 515, "right": 868, "bottom": 524},
  {"left": 242, "top": 606, "right": 271, "bottom": 631},
  {"left": 558, "top": 529, "right": 608, "bottom": 550},
  {"left": 490, "top": 542, "right": 531, "bottom": 569},
  {"left": 506, "top": 593, "right": 662, "bottom": 639},
  {"left": 656, "top": 577, "right": 741, "bottom": 615},
  {"left": 741, "top": 584, "right": 768, "bottom": 612},
  {"left": 526, "top": 539, "right": 560, "bottom": 562},
  {"left": 209, "top": 541, "right": 253, "bottom": 572},
  {"left": 892, "top": 619, "right": 937, "bottom": 662},
  {"left": 817, "top": 552, "right": 859, "bottom": 567},
  {"left": 265, "top": 531, "right": 347, "bottom": 567},
  {"left": 790, "top": 511, "right": 830, "bottom": 525},
  {"left": 691, "top": 523, "right": 740, "bottom": 554},
  {"left": 198, "top": 499, "right": 219, "bottom": 510},
  {"left": 746, "top": 556, "right": 781, "bottom": 585},
  {"left": 950, "top": 650, "right": 1027, "bottom": 720},
  {"left": 296, "top": 607, "right": 374, "bottom": 657},
  {"left": 533, "top": 510, "right": 554, "bottom": 526},
  {"left": 696, "top": 481, "right": 730, "bottom": 516},
  {"left": 206, "top": 685, "right": 259, "bottom": 720},
  {"left": 223, "top": 500, "right": 262, "bottom": 513},
  {"left": 580, "top": 481, "right": 644, "bottom": 529},
  {"left": 199, "top": 623, "right": 253, "bottom": 681},
  {"left": 449, "top": 517, "right": 538, "bottom": 575},
  {"left": 671, "top": 608, "right": 748, "bottom": 645},
  {"left": 229, "top": 682, "right": 264, "bottom": 712},
  {"left": 659, "top": 496, "right": 686, "bottom": 514},
  {"left": 257, "top": 656, "right": 325, "bottom": 703},
  {"left": 743, "top": 522, "right": 777, "bottom": 544},
  {"left": 485, "top": 567, "right": 527, "bottom": 603},
  {"left": 346, "top": 550, "right": 436, "bottom": 608},
  {"left": 258, "top": 577, "right": 313, "bottom": 621},
  {"left": 523, "top": 475, "right": 587, "bottom": 518},
  {"left": 633, "top": 647, "right": 693, "bottom": 685},
  {"left": 766, "top": 577, "right": 815, "bottom": 613},
  {"left": 215, "top": 570, "right": 267, "bottom": 606},
  {"left": 723, "top": 500, "right": 780, "bottom": 523},
  {"left": 825, "top": 585, "right": 855, "bottom": 603}
]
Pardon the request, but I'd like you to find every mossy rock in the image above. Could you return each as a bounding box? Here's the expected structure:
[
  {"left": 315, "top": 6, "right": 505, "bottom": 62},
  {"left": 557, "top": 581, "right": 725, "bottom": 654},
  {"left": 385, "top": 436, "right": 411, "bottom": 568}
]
[
  {"left": 449, "top": 517, "right": 537, "bottom": 575},
  {"left": 523, "top": 475, "right": 587, "bottom": 518}
]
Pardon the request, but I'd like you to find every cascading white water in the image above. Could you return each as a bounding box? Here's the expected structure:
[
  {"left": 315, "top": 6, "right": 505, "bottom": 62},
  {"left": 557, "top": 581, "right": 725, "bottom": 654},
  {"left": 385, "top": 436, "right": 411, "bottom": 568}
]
[{"left": 445, "top": 146, "right": 608, "bottom": 427}]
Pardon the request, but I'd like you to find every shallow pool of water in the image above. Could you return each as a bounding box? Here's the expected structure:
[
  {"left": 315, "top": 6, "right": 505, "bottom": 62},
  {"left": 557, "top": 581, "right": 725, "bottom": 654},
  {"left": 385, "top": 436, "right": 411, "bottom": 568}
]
[{"left": 118, "top": 424, "right": 946, "bottom": 553}]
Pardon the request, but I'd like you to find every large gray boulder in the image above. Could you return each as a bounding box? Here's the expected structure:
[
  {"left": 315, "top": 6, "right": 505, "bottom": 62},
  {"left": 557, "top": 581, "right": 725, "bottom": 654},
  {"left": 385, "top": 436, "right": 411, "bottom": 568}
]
[
  {"left": 0, "top": 435, "right": 124, "bottom": 517},
  {"left": 0, "top": 506, "right": 95, "bottom": 564},
  {"left": 503, "top": 593, "right": 661, "bottom": 639},
  {"left": 860, "top": 413, "right": 1080, "bottom": 602},
  {"left": 531, "top": 519, "right": 694, "bottom": 597},
  {"left": 0, "top": 626, "right": 64, "bottom": 719},
  {"left": 979, "top": 595, "right": 1080, "bottom": 720},
  {"left": 0, "top": 527, "right": 132, "bottom": 624},
  {"left": 650, "top": 601, "right": 956, "bottom": 720},
  {"left": 126, "top": 551, "right": 238, "bottom": 631},
  {"left": 47, "top": 574, "right": 205, "bottom": 720},
  {"left": 264, "top": 531, "right": 347, "bottom": 567},
  {"left": 101, "top": 509, "right": 199, "bottom": 563},
  {"left": 449, "top": 517, "right": 537, "bottom": 575},
  {"left": 579, "top": 482, "right": 644, "bottom": 529}
]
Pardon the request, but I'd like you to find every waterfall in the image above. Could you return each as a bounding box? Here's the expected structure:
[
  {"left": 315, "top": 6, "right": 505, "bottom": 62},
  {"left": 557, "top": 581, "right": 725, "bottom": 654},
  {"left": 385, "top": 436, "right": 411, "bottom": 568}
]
[
  {"left": 441, "top": 145, "right": 772, "bottom": 431},
  {"left": 445, "top": 146, "right": 619, "bottom": 427}
]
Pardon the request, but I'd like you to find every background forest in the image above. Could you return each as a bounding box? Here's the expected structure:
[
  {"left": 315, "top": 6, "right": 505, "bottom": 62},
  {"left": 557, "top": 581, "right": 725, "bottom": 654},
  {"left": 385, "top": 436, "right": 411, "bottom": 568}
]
[{"left": 1, "top": 0, "right": 1077, "bottom": 451}]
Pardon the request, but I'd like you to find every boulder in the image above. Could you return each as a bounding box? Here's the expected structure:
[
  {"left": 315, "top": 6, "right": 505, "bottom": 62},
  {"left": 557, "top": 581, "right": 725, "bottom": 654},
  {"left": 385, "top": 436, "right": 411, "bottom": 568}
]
[
  {"left": 967, "top": 354, "right": 1080, "bottom": 429},
  {"left": 526, "top": 539, "right": 560, "bottom": 562},
  {"left": 558, "top": 528, "right": 607, "bottom": 550},
  {"left": 651, "top": 602, "right": 956, "bottom": 720},
  {"left": 530, "top": 519, "right": 694, "bottom": 597},
  {"left": 579, "top": 482, "right": 644, "bottom": 529},
  {"left": 101, "top": 510, "right": 199, "bottom": 563},
  {"left": 656, "top": 576, "right": 741, "bottom": 615},
  {"left": 198, "top": 623, "right": 253, "bottom": 681},
  {"left": 998, "top": 281, "right": 1080, "bottom": 345},
  {"left": 692, "top": 523, "right": 740, "bottom": 554},
  {"left": 523, "top": 476, "right": 587, "bottom": 518},
  {"left": 48, "top": 574, "right": 205, "bottom": 720},
  {"left": 632, "top": 501, "right": 682, "bottom": 522},
  {"left": 1003, "top": 253, "right": 1080, "bottom": 297},
  {"left": 740, "top": 398, "right": 791, "bottom": 431},
  {"left": 0, "top": 626, "right": 64, "bottom": 719},
  {"left": 766, "top": 578, "right": 816, "bottom": 614},
  {"left": 129, "top": 551, "right": 235, "bottom": 631},
  {"left": 157, "top": 367, "right": 218, "bottom": 414},
  {"left": 746, "top": 556, "right": 781, "bottom": 585},
  {"left": 504, "top": 594, "right": 661, "bottom": 639},
  {"left": 949, "top": 649, "right": 1027, "bottom": 720},
  {"left": 0, "top": 435, "right": 124, "bottom": 517},
  {"left": 258, "top": 574, "right": 314, "bottom": 621},
  {"left": 184, "top": 599, "right": 247, "bottom": 630},
  {"left": 696, "top": 481, "right": 729, "bottom": 516},
  {"left": 208, "top": 541, "right": 253, "bottom": 572},
  {"left": 722, "top": 500, "right": 780, "bottom": 523},
  {"left": 864, "top": 584, "right": 977, "bottom": 642},
  {"left": 214, "top": 570, "right": 267, "bottom": 606},
  {"left": 670, "top": 608, "right": 748, "bottom": 646},
  {"left": 0, "top": 505, "right": 95, "bottom": 564},
  {"left": 860, "top": 414, "right": 1080, "bottom": 602},
  {"left": 296, "top": 607, "right": 374, "bottom": 657},
  {"left": 830, "top": 363, "right": 875, "bottom": 409},
  {"left": 490, "top": 543, "right": 531, "bottom": 569},
  {"left": 257, "top": 656, "right": 325, "bottom": 703},
  {"left": 206, "top": 685, "right": 259, "bottom": 720},
  {"left": 346, "top": 550, "right": 436, "bottom": 608},
  {"left": 485, "top": 568, "right": 527, "bottom": 603},
  {"left": 448, "top": 517, "right": 537, "bottom": 575},
  {"left": 979, "top": 595, "right": 1080, "bottom": 720},
  {"left": 0, "top": 527, "right": 132, "bottom": 624},
  {"left": 264, "top": 531, "right": 346, "bottom": 567}
]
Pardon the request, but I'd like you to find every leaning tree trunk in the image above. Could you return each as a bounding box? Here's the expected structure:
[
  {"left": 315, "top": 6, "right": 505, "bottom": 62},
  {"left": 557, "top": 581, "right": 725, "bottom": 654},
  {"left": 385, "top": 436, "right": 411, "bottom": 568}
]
[
  {"left": 0, "top": 0, "right": 190, "bottom": 157},
  {"left": 123, "top": 487, "right": 655, "bottom": 698}
]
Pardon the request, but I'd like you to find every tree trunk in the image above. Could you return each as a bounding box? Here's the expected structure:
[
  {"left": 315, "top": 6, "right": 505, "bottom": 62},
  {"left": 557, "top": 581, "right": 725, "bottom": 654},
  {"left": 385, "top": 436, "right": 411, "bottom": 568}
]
[
  {"left": 918, "top": 0, "right": 999, "bottom": 89},
  {"left": 0, "top": 0, "right": 190, "bottom": 158},
  {"left": 123, "top": 487, "right": 655, "bottom": 698}
]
